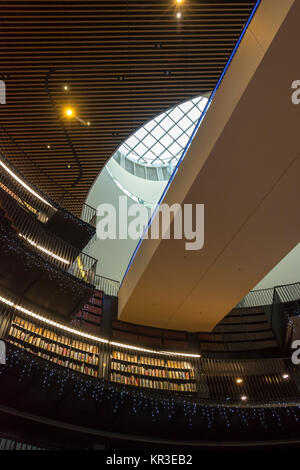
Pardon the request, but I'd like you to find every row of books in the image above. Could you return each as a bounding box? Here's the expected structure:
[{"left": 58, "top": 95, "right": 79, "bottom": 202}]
[
  {"left": 9, "top": 325, "right": 98, "bottom": 365},
  {"left": 9, "top": 338, "right": 99, "bottom": 377},
  {"left": 111, "top": 351, "right": 193, "bottom": 370},
  {"left": 111, "top": 373, "right": 197, "bottom": 392},
  {"left": 10, "top": 320, "right": 99, "bottom": 355},
  {"left": 14, "top": 317, "right": 71, "bottom": 345},
  {"left": 111, "top": 362, "right": 194, "bottom": 380}
]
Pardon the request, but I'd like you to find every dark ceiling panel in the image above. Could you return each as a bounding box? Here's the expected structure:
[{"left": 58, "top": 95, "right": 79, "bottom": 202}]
[{"left": 0, "top": 0, "right": 256, "bottom": 215}]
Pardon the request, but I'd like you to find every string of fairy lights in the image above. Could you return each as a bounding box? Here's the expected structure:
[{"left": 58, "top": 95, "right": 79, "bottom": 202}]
[{"left": 2, "top": 346, "right": 300, "bottom": 431}]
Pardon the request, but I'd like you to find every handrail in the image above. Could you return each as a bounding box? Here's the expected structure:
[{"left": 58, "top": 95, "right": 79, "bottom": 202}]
[
  {"left": 235, "top": 283, "right": 300, "bottom": 309},
  {"left": 0, "top": 152, "right": 96, "bottom": 227},
  {"left": 95, "top": 274, "right": 120, "bottom": 297}
]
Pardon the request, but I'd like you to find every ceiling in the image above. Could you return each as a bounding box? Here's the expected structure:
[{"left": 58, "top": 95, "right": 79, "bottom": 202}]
[{"left": 0, "top": 0, "right": 255, "bottom": 216}]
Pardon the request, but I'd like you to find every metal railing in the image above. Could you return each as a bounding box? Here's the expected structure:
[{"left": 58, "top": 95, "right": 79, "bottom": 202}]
[
  {"left": 235, "top": 283, "right": 300, "bottom": 309},
  {"left": 0, "top": 187, "right": 97, "bottom": 285},
  {"left": 1, "top": 293, "right": 300, "bottom": 403},
  {"left": 95, "top": 275, "right": 120, "bottom": 297},
  {"left": 235, "top": 287, "right": 274, "bottom": 308},
  {"left": 0, "top": 152, "right": 96, "bottom": 227}
]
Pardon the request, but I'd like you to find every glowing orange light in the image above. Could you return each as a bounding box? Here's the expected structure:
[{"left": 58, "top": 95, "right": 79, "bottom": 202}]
[{"left": 64, "top": 107, "right": 75, "bottom": 118}]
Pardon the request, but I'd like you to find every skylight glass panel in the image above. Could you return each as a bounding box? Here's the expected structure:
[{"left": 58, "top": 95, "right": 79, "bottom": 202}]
[
  {"left": 135, "top": 127, "right": 148, "bottom": 140},
  {"left": 135, "top": 142, "right": 148, "bottom": 155},
  {"left": 151, "top": 125, "right": 165, "bottom": 140},
  {"left": 160, "top": 115, "right": 174, "bottom": 132},
  {"left": 168, "top": 141, "right": 182, "bottom": 155},
  {"left": 177, "top": 116, "right": 192, "bottom": 131},
  {"left": 178, "top": 100, "right": 194, "bottom": 113},
  {"left": 115, "top": 94, "right": 208, "bottom": 168},
  {"left": 177, "top": 133, "right": 190, "bottom": 148},
  {"left": 159, "top": 133, "right": 173, "bottom": 148},
  {"left": 187, "top": 106, "right": 201, "bottom": 122},
  {"left": 144, "top": 120, "right": 157, "bottom": 132},
  {"left": 168, "top": 107, "right": 184, "bottom": 122},
  {"left": 151, "top": 141, "right": 165, "bottom": 155},
  {"left": 154, "top": 113, "right": 165, "bottom": 124},
  {"left": 143, "top": 134, "right": 156, "bottom": 148},
  {"left": 168, "top": 124, "right": 183, "bottom": 139},
  {"left": 126, "top": 135, "right": 139, "bottom": 149}
]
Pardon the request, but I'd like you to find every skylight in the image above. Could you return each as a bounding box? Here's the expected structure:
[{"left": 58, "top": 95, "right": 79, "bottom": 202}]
[{"left": 118, "top": 95, "right": 208, "bottom": 168}]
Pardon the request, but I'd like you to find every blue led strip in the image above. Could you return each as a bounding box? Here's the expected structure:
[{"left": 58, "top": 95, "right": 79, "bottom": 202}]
[{"left": 120, "top": 0, "right": 262, "bottom": 288}]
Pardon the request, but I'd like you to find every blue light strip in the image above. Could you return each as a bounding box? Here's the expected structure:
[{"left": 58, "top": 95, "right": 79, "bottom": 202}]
[{"left": 120, "top": 0, "right": 261, "bottom": 288}]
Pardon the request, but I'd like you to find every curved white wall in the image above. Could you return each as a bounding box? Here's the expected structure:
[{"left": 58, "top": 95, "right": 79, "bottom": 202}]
[{"left": 85, "top": 158, "right": 166, "bottom": 281}]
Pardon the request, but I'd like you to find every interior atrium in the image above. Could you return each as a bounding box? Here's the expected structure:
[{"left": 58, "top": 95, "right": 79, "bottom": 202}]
[{"left": 1, "top": 0, "right": 300, "bottom": 455}]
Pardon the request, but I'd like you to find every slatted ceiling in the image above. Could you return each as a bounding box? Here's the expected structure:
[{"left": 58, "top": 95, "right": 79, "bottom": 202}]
[{"left": 0, "top": 1, "right": 256, "bottom": 216}]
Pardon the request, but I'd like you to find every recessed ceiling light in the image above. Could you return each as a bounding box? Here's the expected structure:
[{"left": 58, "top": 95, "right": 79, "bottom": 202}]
[
  {"left": 87, "top": 121, "right": 91, "bottom": 126},
  {"left": 176, "top": 12, "right": 182, "bottom": 19},
  {"left": 155, "top": 43, "right": 162, "bottom": 49},
  {"left": 164, "top": 70, "right": 171, "bottom": 76},
  {"left": 176, "top": 0, "right": 183, "bottom": 3},
  {"left": 282, "top": 374, "right": 289, "bottom": 379},
  {"left": 64, "top": 107, "right": 75, "bottom": 118},
  {"left": 118, "top": 75, "right": 125, "bottom": 81},
  {"left": 236, "top": 378, "right": 243, "bottom": 384},
  {"left": 66, "top": 164, "right": 71, "bottom": 169},
  {"left": 241, "top": 395, "right": 247, "bottom": 401},
  {"left": 46, "top": 144, "right": 51, "bottom": 149},
  {"left": 63, "top": 85, "right": 69, "bottom": 91}
]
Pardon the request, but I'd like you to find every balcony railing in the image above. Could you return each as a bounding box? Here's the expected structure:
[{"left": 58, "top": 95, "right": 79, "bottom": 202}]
[
  {"left": 0, "top": 187, "right": 97, "bottom": 285},
  {"left": 0, "top": 153, "right": 96, "bottom": 227},
  {"left": 235, "top": 283, "right": 300, "bottom": 309},
  {"left": 95, "top": 275, "right": 120, "bottom": 297},
  {"left": 1, "top": 290, "right": 300, "bottom": 403}
]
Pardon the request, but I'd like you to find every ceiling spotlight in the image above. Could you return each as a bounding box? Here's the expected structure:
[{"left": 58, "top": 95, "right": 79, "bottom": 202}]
[
  {"left": 282, "top": 374, "right": 289, "bottom": 379},
  {"left": 66, "top": 164, "right": 71, "bottom": 169},
  {"left": 176, "top": 12, "right": 182, "bottom": 19},
  {"left": 236, "top": 378, "right": 243, "bottom": 384},
  {"left": 241, "top": 395, "right": 247, "bottom": 401},
  {"left": 64, "top": 107, "right": 75, "bottom": 118},
  {"left": 86, "top": 121, "right": 91, "bottom": 126},
  {"left": 63, "top": 85, "right": 69, "bottom": 91},
  {"left": 46, "top": 144, "right": 51, "bottom": 149}
]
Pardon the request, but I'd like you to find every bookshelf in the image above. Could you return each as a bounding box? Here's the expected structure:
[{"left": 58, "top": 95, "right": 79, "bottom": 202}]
[
  {"left": 5, "top": 313, "right": 197, "bottom": 394},
  {"left": 8, "top": 316, "right": 100, "bottom": 378},
  {"left": 110, "top": 350, "right": 197, "bottom": 393}
]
